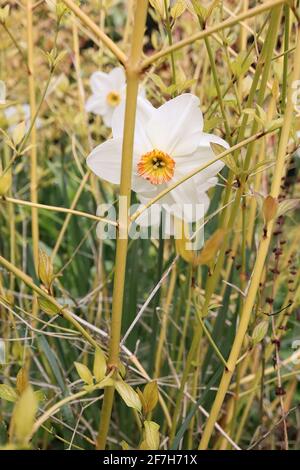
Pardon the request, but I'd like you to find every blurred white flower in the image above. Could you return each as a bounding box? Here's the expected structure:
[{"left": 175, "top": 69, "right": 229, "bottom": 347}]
[
  {"left": 87, "top": 93, "right": 228, "bottom": 222},
  {"left": 86, "top": 67, "right": 144, "bottom": 128},
  {"left": 3, "top": 104, "right": 41, "bottom": 134},
  {"left": 3, "top": 103, "right": 41, "bottom": 134}
]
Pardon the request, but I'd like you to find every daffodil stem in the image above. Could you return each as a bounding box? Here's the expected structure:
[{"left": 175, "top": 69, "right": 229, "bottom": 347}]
[
  {"left": 280, "top": 5, "right": 290, "bottom": 114},
  {"left": 149, "top": 216, "right": 165, "bottom": 375},
  {"left": 0, "top": 195, "right": 117, "bottom": 226},
  {"left": 96, "top": 0, "right": 149, "bottom": 450},
  {"left": 27, "top": 0, "right": 39, "bottom": 275},
  {"left": 1, "top": 22, "right": 30, "bottom": 74},
  {"left": 201, "top": 32, "right": 232, "bottom": 144},
  {"left": 199, "top": 24, "right": 300, "bottom": 450},
  {"left": 163, "top": 0, "right": 176, "bottom": 87},
  {"left": 195, "top": 307, "right": 228, "bottom": 370}
]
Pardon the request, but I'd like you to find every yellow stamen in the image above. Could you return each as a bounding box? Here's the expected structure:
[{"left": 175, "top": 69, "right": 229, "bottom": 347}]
[
  {"left": 137, "top": 149, "right": 175, "bottom": 185},
  {"left": 106, "top": 91, "right": 121, "bottom": 107}
]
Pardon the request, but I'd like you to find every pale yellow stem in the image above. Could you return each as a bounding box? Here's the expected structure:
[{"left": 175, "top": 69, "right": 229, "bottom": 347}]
[
  {"left": 1, "top": 195, "right": 117, "bottom": 226},
  {"left": 96, "top": 1, "right": 149, "bottom": 450},
  {"left": 27, "top": 0, "right": 39, "bottom": 274},
  {"left": 199, "top": 26, "right": 300, "bottom": 450}
]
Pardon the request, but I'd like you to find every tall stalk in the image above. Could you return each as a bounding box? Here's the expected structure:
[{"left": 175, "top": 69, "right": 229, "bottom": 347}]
[
  {"left": 27, "top": 0, "right": 39, "bottom": 273},
  {"left": 96, "top": 0, "right": 149, "bottom": 450}
]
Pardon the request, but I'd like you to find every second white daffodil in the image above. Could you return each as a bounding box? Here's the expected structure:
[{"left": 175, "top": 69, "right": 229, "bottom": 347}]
[{"left": 86, "top": 66, "right": 144, "bottom": 128}]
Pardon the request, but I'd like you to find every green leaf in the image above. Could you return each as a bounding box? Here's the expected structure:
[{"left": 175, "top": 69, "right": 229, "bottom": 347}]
[
  {"left": 252, "top": 320, "right": 269, "bottom": 345},
  {"left": 150, "top": 73, "right": 168, "bottom": 94},
  {"left": 143, "top": 381, "right": 159, "bottom": 414},
  {"left": 37, "top": 297, "right": 60, "bottom": 316},
  {"left": 115, "top": 379, "right": 142, "bottom": 412},
  {"left": 144, "top": 421, "right": 160, "bottom": 450},
  {"left": 0, "top": 384, "right": 18, "bottom": 402},
  {"left": 263, "top": 195, "right": 278, "bottom": 224},
  {"left": 10, "top": 386, "right": 38, "bottom": 445},
  {"left": 277, "top": 199, "right": 300, "bottom": 218},
  {"left": 74, "top": 362, "right": 93, "bottom": 385},
  {"left": 16, "top": 368, "right": 28, "bottom": 395},
  {"left": 0, "top": 168, "right": 12, "bottom": 196},
  {"left": 0, "top": 4, "right": 10, "bottom": 23},
  {"left": 93, "top": 348, "right": 107, "bottom": 383},
  {"left": 230, "top": 51, "right": 253, "bottom": 78},
  {"left": 170, "top": 0, "right": 186, "bottom": 20},
  {"left": 38, "top": 249, "right": 54, "bottom": 290},
  {"left": 0, "top": 80, "right": 6, "bottom": 104},
  {"left": 120, "top": 440, "right": 130, "bottom": 450},
  {"left": 12, "top": 121, "right": 25, "bottom": 146}
]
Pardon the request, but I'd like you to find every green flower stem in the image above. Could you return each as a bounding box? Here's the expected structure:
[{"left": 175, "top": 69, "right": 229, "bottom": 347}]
[
  {"left": 195, "top": 303, "right": 228, "bottom": 370},
  {"left": 163, "top": 0, "right": 176, "bottom": 87},
  {"left": 27, "top": 0, "right": 39, "bottom": 274},
  {"left": 203, "top": 34, "right": 232, "bottom": 144}
]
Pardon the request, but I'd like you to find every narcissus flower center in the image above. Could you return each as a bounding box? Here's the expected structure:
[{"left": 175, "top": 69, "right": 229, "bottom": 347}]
[
  {"left": 137, "top": 149, "right": 175, "bottom": 185},
  {"left": 106, "top": 91, "right": 121, "bottom": 107}
]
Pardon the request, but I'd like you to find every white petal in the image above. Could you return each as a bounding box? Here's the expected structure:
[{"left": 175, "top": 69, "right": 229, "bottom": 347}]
[
  {"left": 131, "top": 173, "right": 159, "bottom": 196},
  {"left": 197, "top": 192, "right": 210, "bottom": 213},
  {"left": 85, "top": 95, "right": 107, "bottom": 115},
  {"left": 196, "top": 176, "right": 219, "bottom": 193},
  {"left": 199, "top": 132, "right": 230, "bottom": 150},
  {"left": 108, "top": 67, "right": 126, "bottom": 90},
  {"left": 86, "top": 138, "right": 123, "bottom": 185},
  {"left": 5, "top": 104, "right": 32, "bottom": 133},
  {"left": 112, "top": 96, "right": 155, "bottom": 153},
  {"left": 146, "top": 93, "right": 204, "bottom": 156},
  {"left": 4, "top": 104, "right": 30, "bottom": 121},
  {"left": 135, "top": 197, "right": 174, "bottom": 236},
  {"left": 138, "top": 84, "right": 146, "bottom": 99},
  {"left": 90, "top": 71, "right": 110, "bottom": 94},
  {"left": 162, "top": 178, "right": 205, "bottom": 222},
  {"left": 174, "top": 141, "right": 225, "bottom": 184},
  {"left": 102, "top": 106, "right": 115, "bottom": 127},
  {"left": 133, "top": 202, "right": 161, "bottom": 228}
]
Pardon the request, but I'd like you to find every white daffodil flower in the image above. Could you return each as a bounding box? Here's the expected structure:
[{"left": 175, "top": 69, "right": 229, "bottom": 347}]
[
  {"left": 87, "top": 93, "right": 229, "bottom": 222},
  {"left": 86, "top": 67, "right": 145, "bottom": 128}
]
